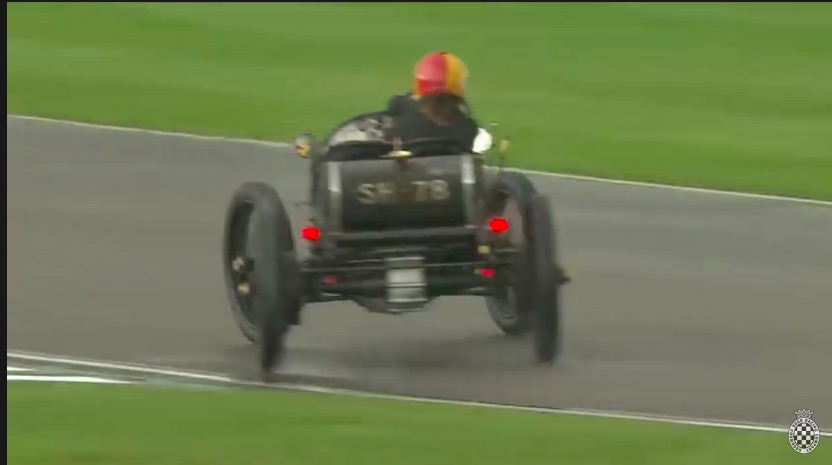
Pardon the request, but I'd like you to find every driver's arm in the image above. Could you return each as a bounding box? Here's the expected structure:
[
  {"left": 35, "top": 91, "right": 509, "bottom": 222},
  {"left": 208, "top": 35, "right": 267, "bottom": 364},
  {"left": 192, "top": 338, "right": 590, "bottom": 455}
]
[{"left": 459, "top": 117, "right": 480, "bottom": 152}]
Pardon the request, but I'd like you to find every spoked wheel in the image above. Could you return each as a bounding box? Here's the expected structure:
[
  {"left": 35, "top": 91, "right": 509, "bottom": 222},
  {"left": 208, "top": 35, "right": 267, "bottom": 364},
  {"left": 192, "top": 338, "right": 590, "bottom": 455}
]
[
  {"left": 484, "top": 171, "right": 540, "bottom": 336},
  {"left": 222, "top": 182, "right": 301, "bottom": 376}
]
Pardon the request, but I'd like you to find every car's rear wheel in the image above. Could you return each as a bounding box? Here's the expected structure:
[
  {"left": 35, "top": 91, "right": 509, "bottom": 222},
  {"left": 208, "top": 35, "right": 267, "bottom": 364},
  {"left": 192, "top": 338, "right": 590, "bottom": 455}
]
[
  {"left": 222, "top": 182, "right": 301, "bottom": 375},
  {"left": 526, "top": 194, "right": 564, "bottom": 364},
  {"left": 484, "top": 171, "right": 539, "bottom": 336},
  {"left": 223, "top": 190, "right": 259, "bottom": 343}
]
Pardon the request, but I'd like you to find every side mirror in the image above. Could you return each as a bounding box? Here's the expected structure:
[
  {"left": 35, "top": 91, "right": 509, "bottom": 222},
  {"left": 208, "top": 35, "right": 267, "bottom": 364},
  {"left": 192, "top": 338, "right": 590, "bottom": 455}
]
[
  {"left": 472, "top": 127, "right": 494, "bottom": 154},
  {"left": 293, "top": 133, "right": 318, "bottom": 159}
]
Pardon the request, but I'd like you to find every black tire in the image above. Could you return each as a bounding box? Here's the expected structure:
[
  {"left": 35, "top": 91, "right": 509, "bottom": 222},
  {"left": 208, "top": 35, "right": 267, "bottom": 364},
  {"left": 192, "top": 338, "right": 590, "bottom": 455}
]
[
  {"left": 223, "top": 188, "right": 260, "bottom": 343},
  {"left": 484, "top": 171, "right": 539, "bottom": 336},
  {"left": 221, "top": 182, "right": 300, "bottom": 374},
  {"left": 526, "top": 194, "right": 563, "bottom": 364}
]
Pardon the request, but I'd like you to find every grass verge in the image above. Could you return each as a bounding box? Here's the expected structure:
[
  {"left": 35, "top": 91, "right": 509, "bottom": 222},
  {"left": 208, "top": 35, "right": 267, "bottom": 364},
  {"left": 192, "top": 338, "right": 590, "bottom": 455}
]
[
  {"left": 8, "top": 383, "right": 826, "bottom": 465},
  {"left": 7, "top": 2, "right": 832, "bottom": 200}
]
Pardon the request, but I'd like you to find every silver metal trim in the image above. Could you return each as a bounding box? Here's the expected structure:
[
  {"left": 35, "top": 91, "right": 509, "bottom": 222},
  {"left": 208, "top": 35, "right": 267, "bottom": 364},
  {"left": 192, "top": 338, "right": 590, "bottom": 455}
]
[
  {"left": 460, "top": 155, "right": 477, "bottom": 225},
  {"left": 327, "top": 162, "right": 343, "bottom": 232}
]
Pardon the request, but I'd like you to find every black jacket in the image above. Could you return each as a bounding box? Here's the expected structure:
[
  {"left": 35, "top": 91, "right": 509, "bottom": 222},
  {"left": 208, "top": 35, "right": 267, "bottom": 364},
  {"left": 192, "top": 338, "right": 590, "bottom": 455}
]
[{"left": 384, "top": 93, "right": 479, "bottom": 152}]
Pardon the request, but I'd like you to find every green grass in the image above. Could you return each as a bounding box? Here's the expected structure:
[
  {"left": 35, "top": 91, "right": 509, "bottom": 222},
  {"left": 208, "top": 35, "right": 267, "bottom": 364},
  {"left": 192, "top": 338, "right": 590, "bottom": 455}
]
[
  {"left": 8, "top": 383, "right": 827, "bottom": 465},
  {"left": 7, "top": 2, "right": 832, "bottom": 199}
]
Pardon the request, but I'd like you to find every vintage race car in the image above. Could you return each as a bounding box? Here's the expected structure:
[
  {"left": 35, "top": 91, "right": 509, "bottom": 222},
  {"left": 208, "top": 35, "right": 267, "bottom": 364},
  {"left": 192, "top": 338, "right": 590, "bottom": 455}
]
[{"left": 221, "top": 112, "right": 569, "bottom": 377}]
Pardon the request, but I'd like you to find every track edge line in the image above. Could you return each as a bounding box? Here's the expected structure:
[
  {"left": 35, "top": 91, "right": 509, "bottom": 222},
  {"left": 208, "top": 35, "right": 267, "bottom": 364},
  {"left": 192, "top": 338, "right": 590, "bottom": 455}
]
[
  {"left": 8, "top": 350, "right": 828, "bottom": 437},
  {"left": 7, "top": 113, "right": 831, "bottom": 207}
]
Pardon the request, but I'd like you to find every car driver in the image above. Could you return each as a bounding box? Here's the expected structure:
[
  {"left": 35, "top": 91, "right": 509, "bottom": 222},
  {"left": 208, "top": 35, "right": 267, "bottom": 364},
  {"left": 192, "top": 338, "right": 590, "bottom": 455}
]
[
  {"left": 384, "top": 51, "right": 480, "bottom": 152},
  {"left": 309, "top": 52, "right": 482, "bottom": 199}
]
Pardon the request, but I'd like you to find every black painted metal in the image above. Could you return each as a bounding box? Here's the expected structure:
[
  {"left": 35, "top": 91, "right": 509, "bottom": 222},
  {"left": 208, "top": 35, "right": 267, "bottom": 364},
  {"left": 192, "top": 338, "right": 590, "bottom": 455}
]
[{"left": 337, "top": 155, "right": 469, "bottom": 232}]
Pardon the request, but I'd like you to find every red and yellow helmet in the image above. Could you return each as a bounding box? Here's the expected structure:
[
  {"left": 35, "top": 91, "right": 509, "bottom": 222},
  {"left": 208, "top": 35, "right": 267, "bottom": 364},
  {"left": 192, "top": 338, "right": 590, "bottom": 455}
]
[{"left": 412, "top": 51, "right": 469, "bottom": 99}]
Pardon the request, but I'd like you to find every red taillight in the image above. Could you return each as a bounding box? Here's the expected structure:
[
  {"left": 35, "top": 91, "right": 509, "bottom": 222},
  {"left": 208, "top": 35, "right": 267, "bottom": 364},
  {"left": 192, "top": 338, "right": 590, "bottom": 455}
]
[
  {"left": 488, "top": 217, "right": 509, "bottom": 234},
  {"left": 301, "top": 226, "right": 320, "bottom": 241},
  {"left": 477, "top": 268, "right": 496, "bottom": 278}
]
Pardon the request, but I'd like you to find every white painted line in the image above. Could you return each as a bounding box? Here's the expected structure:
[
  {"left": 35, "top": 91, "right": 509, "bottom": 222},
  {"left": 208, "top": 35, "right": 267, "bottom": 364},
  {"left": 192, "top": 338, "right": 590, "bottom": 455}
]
[
  {"left": 8, "top": 374, "right": 131, "bottom": 384},
  {"left": 7, "top": 114, "right": 832, "bottom": 207},
  {"left": 6, "top": 114, "right": 286, "bottom": 148},
  {"left": 7, "top": 366, "right": 33, "bottom": 372},
  {"left": 510, "top": 169, "right": 832, "bottom": 207},
  {"left": 8, "top": 352, "right": 240, "bottom": 384},
  {"left": 8, "top": 350, "right": 830, "bottom": 437}
]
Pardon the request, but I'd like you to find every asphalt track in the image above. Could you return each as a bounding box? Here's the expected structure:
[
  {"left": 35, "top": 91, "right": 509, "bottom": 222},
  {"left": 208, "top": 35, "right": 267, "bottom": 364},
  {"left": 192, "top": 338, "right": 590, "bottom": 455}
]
[{"left": 7, "top": 115, "right": 832, "bottom": 427}]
